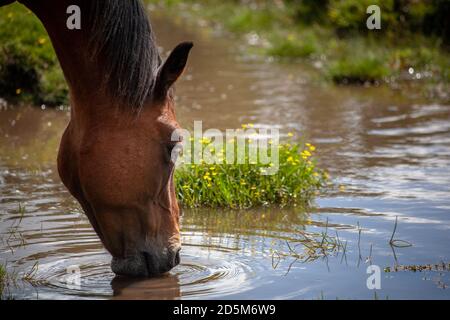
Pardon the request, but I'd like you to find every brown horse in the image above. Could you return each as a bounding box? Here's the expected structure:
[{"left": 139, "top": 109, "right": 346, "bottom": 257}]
[{"left": 1, "top": 0, "right": 193, "bottom": 277}]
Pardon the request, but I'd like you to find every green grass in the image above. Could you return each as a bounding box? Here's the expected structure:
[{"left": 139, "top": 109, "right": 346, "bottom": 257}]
[
  {"left": 148, "top": 0, "right": 450, "bottom": 87},
  {"left": 267, "top": 33, "right": 319, "bottom": 58},
  {"left": 175, "top": 134, "right": 327, "bottom": 209},
  {"left": 0, "top": 264, "right": 5, "bottom": 294},
  {"left": 328, "top": 55, "right": 389, "bottom": 84},
  {"left": 0, "top": 3, "right": 67, "bottom": 105},
  {"left": 1, "top": 1, "right": 448, "bottom": 105}
]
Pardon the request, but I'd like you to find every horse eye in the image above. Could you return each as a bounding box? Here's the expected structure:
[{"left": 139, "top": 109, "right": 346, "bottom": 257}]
[{"left": 167, "top": 143, "right": 183, "bottom": 164}]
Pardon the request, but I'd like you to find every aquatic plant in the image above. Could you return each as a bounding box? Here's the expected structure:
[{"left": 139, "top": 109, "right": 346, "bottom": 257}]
[
  {"left": 389, "top": 216, "right": 413, "bottom": 248},
  {"left": 0, "top": 264, "right": 6, "bottom": 298},
  {"left": 384, "top": 262, "right": 450, "bottom": 273},
  {"left": 0, "top": 261, "right": 42, "bottom": 300},
  {"left": 271, "top": 219, "right": 347, "bottom": 273},
  {"left": 175, "top": 131, "right": 327, "bottom": 208},
  {"left": 327, "top": 55, "right": 389, "bottom": 84}
]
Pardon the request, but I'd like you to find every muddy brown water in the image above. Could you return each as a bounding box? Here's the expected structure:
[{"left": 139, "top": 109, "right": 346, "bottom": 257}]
[{"left": 1, "top": 9, "right": 450, "bottom": 299}]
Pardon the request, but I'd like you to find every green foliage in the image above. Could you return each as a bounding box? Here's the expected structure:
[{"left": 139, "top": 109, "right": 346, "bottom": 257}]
[
  {"left": 327, "top": 0, "right": 395, "bottom": 34},
  {"left": 286, "top": 0, "right": 330, "bottom": 25},
  {"left": 0, "top": 264, "right": 5, "bottom": 299},
  {"left": 175, "top": 136, "right": 326, "bottom": 208},
  {"left": 0, "top": 3, "right": 67, "bottom": 105},
  {"left": 149, "top": 0, "right": 449, "bottom": 85},
  {"left": 328, "top": 55, "right": 389, "bottom": 84},
  {"left": 1, "top": 0, "right": 449, "bottom": 105},
  {"left": 268, "top": 33, "right": 318, "bottom": 58},
  {"left": 226, "top": 8, "right": 277, "bottom": 33}
]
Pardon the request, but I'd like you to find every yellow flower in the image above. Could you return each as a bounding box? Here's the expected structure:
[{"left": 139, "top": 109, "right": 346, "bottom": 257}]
[
  {"left": 241, "top": 124, "right": 248, "bottom": 129},
  {"left": 240, "top": 180, "right": 247, "bottom": 185},
  {"left": 301, "top": 150, "right": 312, "bottom": 158},
  {"left": 287, "top": 156, "right": 294, "bottom": 163},
  {"left": 38, "top": 38, "right": 47, "bottom": 45},
  {"left": 248, "top": 123, "right": 254, "bottom": 128},
  {"left": 287, "top": 132, "right": 294, "bottom": 137},
  {"left": 313, "top": 172, "right": 319, "bottom": 177}
]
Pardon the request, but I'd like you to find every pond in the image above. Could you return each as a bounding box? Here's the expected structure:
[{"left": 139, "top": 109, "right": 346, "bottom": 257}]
[{"left": 0, "top": 9, "right": 449, "bottom": 300}]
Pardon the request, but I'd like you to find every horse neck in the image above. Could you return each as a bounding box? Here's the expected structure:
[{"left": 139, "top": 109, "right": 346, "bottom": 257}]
[{"left": 25, "top": 0, "right": 107, "bottom": 118}]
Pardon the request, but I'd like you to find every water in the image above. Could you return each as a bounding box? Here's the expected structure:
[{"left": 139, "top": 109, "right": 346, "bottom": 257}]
[{"left": 1, "top": 10, "right": 449, "bottom": 300}]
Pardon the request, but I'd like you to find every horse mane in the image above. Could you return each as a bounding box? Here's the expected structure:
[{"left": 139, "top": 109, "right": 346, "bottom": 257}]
[{"left": 88, "top": 0, "right": 162, "bottom": 111}]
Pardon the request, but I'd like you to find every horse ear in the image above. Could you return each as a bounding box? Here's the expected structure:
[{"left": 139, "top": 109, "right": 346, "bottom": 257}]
[{"left": 154, "top": 42, "right": 193, "bottom": 100}]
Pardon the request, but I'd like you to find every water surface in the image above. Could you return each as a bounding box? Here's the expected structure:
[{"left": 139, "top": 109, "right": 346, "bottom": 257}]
[{"left": 0, "top": 9, "right": 449, "bottom": 300}]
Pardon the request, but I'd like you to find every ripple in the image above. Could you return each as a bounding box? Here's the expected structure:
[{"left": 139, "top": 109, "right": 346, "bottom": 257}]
[{"left": 6, "top": 238, "right": 272, "bottom": 300}]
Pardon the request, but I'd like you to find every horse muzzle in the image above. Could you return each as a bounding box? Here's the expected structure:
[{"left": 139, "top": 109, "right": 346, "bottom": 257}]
[{"left": 111, "top": 247, "right": 181, "bottom": 277}]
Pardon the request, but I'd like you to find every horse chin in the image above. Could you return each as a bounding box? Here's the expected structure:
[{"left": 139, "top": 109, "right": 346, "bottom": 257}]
[{"left": 110, "top": 248, "right": 181, "bottom": 278}]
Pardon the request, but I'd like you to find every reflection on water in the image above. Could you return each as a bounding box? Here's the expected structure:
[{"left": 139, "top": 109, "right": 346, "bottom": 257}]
[{"left": 1, "top": 9, "right": 450, "bottom": 299}]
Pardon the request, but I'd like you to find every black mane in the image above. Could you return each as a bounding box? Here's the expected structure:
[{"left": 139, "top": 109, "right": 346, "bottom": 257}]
[{"left": 88, "top": 0, "right": 161, "bottom": 111}]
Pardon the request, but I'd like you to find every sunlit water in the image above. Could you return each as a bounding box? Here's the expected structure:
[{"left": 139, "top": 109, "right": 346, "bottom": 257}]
[{"left": 0, "top": 9, "right": 449, "bottom": 300}]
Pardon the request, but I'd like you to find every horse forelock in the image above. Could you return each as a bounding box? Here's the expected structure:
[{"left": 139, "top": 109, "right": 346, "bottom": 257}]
[{"left": 88, "top": 0, "right": 162, "bottom": 111}]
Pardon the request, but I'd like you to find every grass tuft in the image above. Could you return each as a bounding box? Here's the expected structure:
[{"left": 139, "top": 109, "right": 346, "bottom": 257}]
[
  {"left": 328, "top": 55, "right": 389, "bottom": 84},
  {"left": 0, "top": 264, "right": 6, "bottom": 299},
  {"left": 175, "top": 134, "right": 327, "bottom": 208},
  {"left": 267, "top": 33, "right": 319, "bottom": 58}
]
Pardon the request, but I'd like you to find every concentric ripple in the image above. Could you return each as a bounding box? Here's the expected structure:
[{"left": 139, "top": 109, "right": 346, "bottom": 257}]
[{"left": 5, "top": 236, "right": 273, "bottom": 300}]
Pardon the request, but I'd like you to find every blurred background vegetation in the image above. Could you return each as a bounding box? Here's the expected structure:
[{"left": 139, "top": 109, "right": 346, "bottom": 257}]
[
  {"left": 0, "top": 4, "right": 68, "bottom": 105},
  {"left": 0, "top": 0, "right": 449, "bottom": 106}
]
